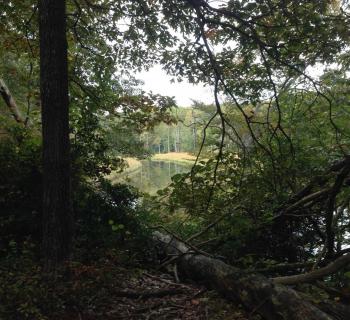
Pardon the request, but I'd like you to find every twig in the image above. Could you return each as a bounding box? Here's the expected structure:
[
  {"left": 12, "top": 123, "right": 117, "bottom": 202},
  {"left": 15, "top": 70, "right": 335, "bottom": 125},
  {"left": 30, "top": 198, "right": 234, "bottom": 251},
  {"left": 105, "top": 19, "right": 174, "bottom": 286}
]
[
  {"left": 112, "top": 288, "right": 188, "bottom": 299},
  {"left": 186, "top": 207, "right": 242, "bottom": 242},
  {"left": 173, "top": 263, "right": 180, "bottom": 283},
  {"left": 192, "top": 288, "right": 207, "bottom": 299},
  {"left": 143, "top": 272, "right": 190, "bottom": 288}
]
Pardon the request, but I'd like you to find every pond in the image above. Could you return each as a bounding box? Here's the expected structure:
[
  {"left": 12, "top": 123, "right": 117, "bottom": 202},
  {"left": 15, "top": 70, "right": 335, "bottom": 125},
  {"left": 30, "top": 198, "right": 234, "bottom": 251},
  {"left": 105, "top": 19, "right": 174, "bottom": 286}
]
[{"left": 115, "top": 160, "right": 192, "bottom": 195}]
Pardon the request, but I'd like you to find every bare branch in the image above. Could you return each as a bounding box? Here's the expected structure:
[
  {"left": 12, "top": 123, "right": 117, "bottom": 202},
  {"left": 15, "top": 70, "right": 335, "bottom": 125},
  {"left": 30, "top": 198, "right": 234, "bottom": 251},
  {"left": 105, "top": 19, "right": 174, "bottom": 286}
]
[
  {"left": 0, "top": 78, "right": 27, "bottom": 125},
  {"left": 273, "top": 253, "right": 350, "bottom": 285}
]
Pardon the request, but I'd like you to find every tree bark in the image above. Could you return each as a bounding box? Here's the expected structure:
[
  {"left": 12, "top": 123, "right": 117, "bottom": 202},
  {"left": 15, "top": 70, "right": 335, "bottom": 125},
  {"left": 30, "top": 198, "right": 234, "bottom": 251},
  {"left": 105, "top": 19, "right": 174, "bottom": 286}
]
[
  {"left": 318, "top": 301, "right": 350, "bottom": 320},
  {"left": 153, "top": 231, "right": 335, "bottom": 320},
  {"left": 39, "top": 0, "right": 72, "bottom": 271},
  {"left": 325, "top": 159, "right": 350, "bottom": 258}
]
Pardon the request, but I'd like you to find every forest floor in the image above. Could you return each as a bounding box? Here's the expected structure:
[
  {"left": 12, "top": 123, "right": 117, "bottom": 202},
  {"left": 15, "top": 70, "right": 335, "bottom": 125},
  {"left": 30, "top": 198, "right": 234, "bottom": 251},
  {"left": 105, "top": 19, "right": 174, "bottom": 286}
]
[{"left": 52, "top": 249, "right": 253, "bottom": 320}]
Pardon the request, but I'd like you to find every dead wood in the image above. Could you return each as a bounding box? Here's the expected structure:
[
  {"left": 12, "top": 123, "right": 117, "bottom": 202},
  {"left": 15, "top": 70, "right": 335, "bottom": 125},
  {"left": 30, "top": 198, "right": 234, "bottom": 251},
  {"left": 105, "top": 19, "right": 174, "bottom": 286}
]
[
  {"left": 0, "top": 78, "right": 27, "bottom": 125},
  {"left": 153, "top": 231, "right": 336, "bottom": 320},
  {"left": 317, "top": 301, "right": 350, "bottom": 320},
  {"left": 253, "top": 261, "right": 313, "bottom": 274},
  {"left": 113, "top": 288, "right": 188, "bottom": 299},
  {"left": 273, "top": 253, "right": 350, "bottom": 285}
]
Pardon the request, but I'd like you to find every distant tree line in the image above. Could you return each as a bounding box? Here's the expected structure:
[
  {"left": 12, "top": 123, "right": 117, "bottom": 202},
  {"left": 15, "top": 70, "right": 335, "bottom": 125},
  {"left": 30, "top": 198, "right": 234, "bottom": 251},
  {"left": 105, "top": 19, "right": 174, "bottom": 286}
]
[{"left": 139, "top": 103, "right": 221, "bottom": 155}]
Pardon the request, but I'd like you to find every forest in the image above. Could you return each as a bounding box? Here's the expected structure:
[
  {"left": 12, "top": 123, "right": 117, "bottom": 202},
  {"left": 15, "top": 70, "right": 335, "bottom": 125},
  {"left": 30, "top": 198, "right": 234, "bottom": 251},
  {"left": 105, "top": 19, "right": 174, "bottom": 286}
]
[{"left": 1, "top": 0, "right": 350, "bottom": 319}]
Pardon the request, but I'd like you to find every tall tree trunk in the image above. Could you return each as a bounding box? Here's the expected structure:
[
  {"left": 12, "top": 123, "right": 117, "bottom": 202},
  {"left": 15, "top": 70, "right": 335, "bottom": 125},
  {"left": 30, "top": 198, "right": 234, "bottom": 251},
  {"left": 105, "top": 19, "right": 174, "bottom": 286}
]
[
  {"left": 167, "top": 127, "right": 170, "bottom": 153},
  {"left": 39, "top": 0, "right": 72, "bottom": 271},
  {"left": 192, "top": 108, "right": 196, "bottom": 151},
  {"left": 177, "top": 126, "right": 181, "bottom": 152}
]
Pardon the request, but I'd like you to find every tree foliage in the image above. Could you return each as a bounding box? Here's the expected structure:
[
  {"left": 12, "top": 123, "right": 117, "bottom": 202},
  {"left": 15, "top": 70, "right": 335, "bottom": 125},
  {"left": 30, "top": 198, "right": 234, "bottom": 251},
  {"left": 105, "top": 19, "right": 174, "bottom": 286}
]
[{"left": 1, "top": 0, "right": 350, "bottom": 318}]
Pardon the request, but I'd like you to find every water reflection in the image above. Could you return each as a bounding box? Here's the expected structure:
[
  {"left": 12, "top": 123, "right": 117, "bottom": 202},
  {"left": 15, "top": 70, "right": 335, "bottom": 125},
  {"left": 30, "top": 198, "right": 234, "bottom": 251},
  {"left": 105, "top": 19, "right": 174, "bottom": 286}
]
[{"left": 116, "top": 160, "right": 192, "bottom": 194}]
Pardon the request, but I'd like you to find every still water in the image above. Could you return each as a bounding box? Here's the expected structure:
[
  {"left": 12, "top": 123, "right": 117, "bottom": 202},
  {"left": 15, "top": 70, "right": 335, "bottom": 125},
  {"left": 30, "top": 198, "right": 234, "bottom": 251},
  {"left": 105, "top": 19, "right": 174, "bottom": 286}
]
[{"left": 117, "top": 160, "right": 192, "bottom": 194}]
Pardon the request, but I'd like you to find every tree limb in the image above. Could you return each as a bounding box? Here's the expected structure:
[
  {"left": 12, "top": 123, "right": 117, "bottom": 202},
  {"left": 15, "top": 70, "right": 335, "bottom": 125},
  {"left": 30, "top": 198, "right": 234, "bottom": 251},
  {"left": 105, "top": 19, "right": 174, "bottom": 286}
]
[
  {"left": 273, "top": 253, "right": 350, "bottom": 285},
  {"left": 0, "top": 78, "right": 27, "bottom": 125}
]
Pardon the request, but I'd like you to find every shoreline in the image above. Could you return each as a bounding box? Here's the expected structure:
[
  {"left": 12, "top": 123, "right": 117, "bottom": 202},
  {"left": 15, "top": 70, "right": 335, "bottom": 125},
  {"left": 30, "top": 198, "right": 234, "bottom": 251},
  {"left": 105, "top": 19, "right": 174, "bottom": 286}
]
[
  {"left": 151, "top": 152, "right": 196, "bottom": 164},
  {"left": 107, "top": 153, "right": 197, "bottom": 183}
]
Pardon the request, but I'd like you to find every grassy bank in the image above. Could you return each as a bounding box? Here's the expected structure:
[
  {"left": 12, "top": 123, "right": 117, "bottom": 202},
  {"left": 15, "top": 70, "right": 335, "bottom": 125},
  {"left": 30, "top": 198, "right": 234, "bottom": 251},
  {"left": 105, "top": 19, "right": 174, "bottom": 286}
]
[
  {"left": 107, "top": 153, "right": 196, "bottom": 184},
  {"left": 107, "top": 157, "right": 142, "bottom": 183},
  {"left": 152, "top": 152, "right": 196, "bottom": 164},
  {"left": 124, "top": 157, "right": 143, "bottom": 172}
]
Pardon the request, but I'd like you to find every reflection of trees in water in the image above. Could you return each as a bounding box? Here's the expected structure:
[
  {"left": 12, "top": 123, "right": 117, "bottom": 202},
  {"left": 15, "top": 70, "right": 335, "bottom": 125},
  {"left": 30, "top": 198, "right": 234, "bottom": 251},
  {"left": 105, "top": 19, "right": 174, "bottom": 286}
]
[{"left": 125, "top": 160, "right": 190, "bottom": 194}]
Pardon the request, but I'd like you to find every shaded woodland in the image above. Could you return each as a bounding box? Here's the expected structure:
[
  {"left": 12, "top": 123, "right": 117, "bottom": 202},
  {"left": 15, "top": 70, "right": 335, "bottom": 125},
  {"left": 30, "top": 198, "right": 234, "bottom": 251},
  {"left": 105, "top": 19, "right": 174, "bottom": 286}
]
[{"left": 1, "top": 1, "right": 350, "bottom": 319}]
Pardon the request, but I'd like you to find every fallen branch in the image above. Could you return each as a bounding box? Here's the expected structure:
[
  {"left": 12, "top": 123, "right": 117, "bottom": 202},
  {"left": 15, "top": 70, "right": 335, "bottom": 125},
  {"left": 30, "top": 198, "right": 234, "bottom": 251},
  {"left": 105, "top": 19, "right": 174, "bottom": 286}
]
[
  {"left": 316, "top": 281, "right": 350, "bottom": 301},
  {"left": 154, "top": 225, "right": 213, "bottom": 258},
  {"left": 273, "top": 253, "right": 350, "bottom": 285},
  {"left": 253, "top": 261, "right": 314, "bottom": 274},
  {"left": 0, "top": 78, "right": 27, "bottom": 125},
  {"left": 276, "top": 156, "right": 350, "bottom": 217},
  {"left": 281, "top": 188, "right": 330, "bottom": 214},
  {"left": 153, "top": 231, "right": 335, "bottom": 320}
]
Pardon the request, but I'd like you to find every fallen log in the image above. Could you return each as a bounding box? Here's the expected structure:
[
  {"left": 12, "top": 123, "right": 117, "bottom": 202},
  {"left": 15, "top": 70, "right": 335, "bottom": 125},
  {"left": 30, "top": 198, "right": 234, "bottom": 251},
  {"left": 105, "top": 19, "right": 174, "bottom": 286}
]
[
  {"left": 317, "top": 301, "right": 350, "bottom": 320},
  {"left": 153, "top": 231, "right": 334, "bottom": 320}
]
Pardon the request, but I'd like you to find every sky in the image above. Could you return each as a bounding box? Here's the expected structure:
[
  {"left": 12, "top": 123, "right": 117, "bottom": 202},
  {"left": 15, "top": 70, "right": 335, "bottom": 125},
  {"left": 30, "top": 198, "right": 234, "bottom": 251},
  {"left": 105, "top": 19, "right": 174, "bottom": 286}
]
[
  {"left": 137, "top": 65, "right": 215, "bottom": 107},
  {"left": 136, "top": 63, "right": 326, "bottom": 108}
]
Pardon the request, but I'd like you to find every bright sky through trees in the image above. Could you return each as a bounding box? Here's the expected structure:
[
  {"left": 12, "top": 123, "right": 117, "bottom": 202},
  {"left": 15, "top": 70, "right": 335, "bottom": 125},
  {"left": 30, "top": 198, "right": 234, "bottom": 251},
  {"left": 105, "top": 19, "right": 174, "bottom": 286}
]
[{"left": 137, "top": 65, "right": 214, "bottom": 107}]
